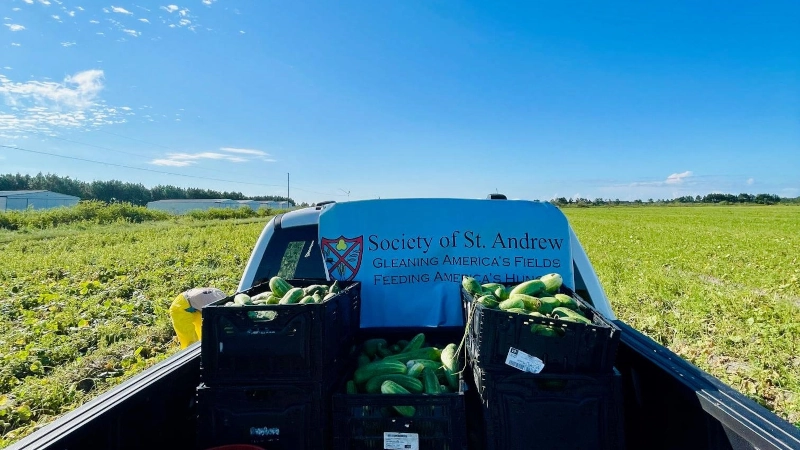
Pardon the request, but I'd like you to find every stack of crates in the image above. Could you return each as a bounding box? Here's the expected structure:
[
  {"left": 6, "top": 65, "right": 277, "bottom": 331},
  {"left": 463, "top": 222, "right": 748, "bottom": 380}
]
[
  {"left": 461, "top": 283, "right": 626, "bottom": 450},
  {"left": 195, "top": 278, "right": 362, "bottom": 450}
]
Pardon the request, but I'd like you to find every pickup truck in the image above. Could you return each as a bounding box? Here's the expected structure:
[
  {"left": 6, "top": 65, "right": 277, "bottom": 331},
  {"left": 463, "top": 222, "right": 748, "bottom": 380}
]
[{"left": 7, "top": 196, "right": 800, "bottom": 450}]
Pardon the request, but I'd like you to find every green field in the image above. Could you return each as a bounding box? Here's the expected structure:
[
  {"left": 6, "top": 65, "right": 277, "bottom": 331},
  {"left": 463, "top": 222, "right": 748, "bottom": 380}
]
[
  {"left": 563, "top": 205, "right": 800, "bottom": 428},
  {"left": 1, "top": 205, "right": 798, "bottom": 445}
]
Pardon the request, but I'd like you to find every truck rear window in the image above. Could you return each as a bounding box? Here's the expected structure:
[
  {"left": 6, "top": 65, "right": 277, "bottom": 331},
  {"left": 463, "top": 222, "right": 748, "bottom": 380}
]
[{"left": 252, "top": 224, "right": 327, "bottom": 285}]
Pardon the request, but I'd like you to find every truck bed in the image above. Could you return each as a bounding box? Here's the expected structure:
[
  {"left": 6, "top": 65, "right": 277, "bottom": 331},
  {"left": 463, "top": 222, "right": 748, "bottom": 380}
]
[{"left": 8, "top": 320, "right": 800, "bottom": 450}]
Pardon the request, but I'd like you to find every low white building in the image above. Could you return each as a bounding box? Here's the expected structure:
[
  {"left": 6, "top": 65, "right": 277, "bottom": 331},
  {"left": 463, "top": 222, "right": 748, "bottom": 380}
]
[
  {"left": 257, "top": 200, "right": 292, "bottom": 209},
  {"left": 146, "top": 199, "right": 244, "bottom": 214},
  {"left": 0, "top": 190, "right": 81, "bottom": 212}
]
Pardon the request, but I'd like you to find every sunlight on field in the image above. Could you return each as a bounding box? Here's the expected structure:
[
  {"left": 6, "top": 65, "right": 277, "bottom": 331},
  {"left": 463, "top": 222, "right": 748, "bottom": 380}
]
[
  {"left": 0, "top": 218, "right": 269, "bottom": 445},
  {"left": 563, "top": 205, "right": 800, "bottom": 427}
]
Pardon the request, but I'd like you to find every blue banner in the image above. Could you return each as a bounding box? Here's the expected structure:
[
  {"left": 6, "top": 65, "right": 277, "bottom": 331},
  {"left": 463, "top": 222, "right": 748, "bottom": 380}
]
[{"left": 318, "top": 198, "right": 574, "bottom": 328}]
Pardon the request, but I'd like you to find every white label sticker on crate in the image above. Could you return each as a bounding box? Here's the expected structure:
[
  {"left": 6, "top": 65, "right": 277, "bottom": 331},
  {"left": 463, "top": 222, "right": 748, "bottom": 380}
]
[
  {"left": 505, "top": 347, "right": 545, "bottom": 374},
  {"left": 384, "top": 432, "right": 419, "bottom": 450}
]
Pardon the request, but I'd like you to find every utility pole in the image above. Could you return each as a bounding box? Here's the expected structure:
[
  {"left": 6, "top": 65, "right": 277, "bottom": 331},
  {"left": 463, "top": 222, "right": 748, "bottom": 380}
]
[{"left": 287, "top": 172, "right": 290, "bottom": 208}]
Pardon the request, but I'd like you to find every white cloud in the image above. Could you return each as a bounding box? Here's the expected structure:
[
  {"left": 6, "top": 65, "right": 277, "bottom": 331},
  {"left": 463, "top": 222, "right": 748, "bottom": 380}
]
[
  {"left": 138, "top": 18, "right": 150, "bottom": 23},
  {"left": 161, "top": 5, "right": 179, "bottom": 13},
  {"left": 111, "top": 6, "right": 133, "bottom": 14},
  {"left": 5, "top": 24, "right": 26, "bottom": 32},
  {"left": 89, "top": 19, "right": 100, "bottom": 24},
  {"left": 202, "top": 0, "right": 216, "bottom": 5},
  {"left": 11, "top": 43, "right": 21, "bottom": 46},
  {"left": 68, "top": 10, "right": 75, "bottom": 17},
  {"left": 123, "top": 28, "right": 140, "bottom": 37},
  {"left": 220, "top": 147, "right": 277, "bottom": 162},
  {"left": 77, "top": 6, "right": 84, "bottom": 11},
  {"left": 149, "top": 152, "right": 250, "bottom": 166},
  {"left": 178, "top": 8, "right": 189, "bottom": 16},
  {"left": 3, "top": 66, "right": 11, "bottom": 70},
  {"left": 239, "top": 30, "right": 245, "bottom": 34},
  {"left": 12, "top": 8, "right": 22, "bottom": 11},
  {"left": 179, "top": 18, "right": 190, "bottom": 26},
  {"left": 96, "top": 32, "right": 104, "bottom": 35},
  {"left": 51, "top": 14, "right": 61, "bottom": 21},
  {"left": 38, "top": 0, "right": 52, "bottom": 5},
  {"left": 664, "top": 171, "right": 692, "bottom": 185},
  {"left": 3, "top": 17, "right": 11, "bottom": 22},
  {"left": 61, "top": 41, "right": 76, "bottom": 47},
  {"left": 0, "top": 69, "right": 129, "bottom": 136},
  {"left": 746, "top": 177, "right": 754, "bottom": 185}
]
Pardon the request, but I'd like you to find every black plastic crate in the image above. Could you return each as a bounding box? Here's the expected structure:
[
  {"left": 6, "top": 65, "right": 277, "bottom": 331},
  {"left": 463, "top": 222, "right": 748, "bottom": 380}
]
[
  {"left": 331, "top": 327, "right": 469, "bottom": 450},
  {"left": 472, "top": 363, "right": 626, "bottom": 450},
  {"left": 461, "top": 284, "right": 621, "bottom": 374},
  {"left": 195, "top": 377, "right": 338, "bottom": 450},
  {"left": 201, "top": 279, "right": 361, "bottom": 385}
]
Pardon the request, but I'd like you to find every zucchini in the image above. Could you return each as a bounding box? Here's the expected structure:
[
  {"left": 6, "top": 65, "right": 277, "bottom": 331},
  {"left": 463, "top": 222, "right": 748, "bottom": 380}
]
[
  {"left": 407, "top": 362, "right": 425, "bottom": 378},
  {"left": 279, "top": 287, "right": 305, "bottom": 304},
  {"left": 422, "top": 368, "right": 439, "bottom": 394},
  {"left": 401, "top": 333, "right": 426, "bottom": 353},
  {"left": 353, "top": 360, "right": 407, "bottom": 385},
  {"left": 383, "top": 347, "right": 442, "bottom": 364},
  {"left": 499, "top": 298, "right": 524, "bottom": 310},
  {"left": 509, "top": 279, "right": 545, "bottom": 297},
  {"left": 269, "top": 276, "right": 292, "bottom": 297},
  {"left": 365, "top": 374, "right": 424, "bottom": 394},
  {"left": 380, "top": 381, "right": 416, "bottom": 417}
]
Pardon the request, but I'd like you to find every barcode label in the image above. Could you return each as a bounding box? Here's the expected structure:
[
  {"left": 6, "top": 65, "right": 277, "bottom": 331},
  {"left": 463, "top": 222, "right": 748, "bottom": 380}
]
[
  {"left": 505, "top": 347, "right": 545, "bottom": 374},
  {"left": 384, "top": 432, "right": 419, "bottom": 450}
]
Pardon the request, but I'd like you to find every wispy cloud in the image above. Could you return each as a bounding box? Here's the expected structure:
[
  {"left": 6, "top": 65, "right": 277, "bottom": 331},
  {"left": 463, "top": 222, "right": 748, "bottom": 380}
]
[
  {"left": 111, "top": 6, "right": 132, "bottom": 14},
  {"left": 67, "top": 10, "right": 75, "bottom": 17},
  {"left": 664, "top": 171, "right": 692, "bottom": 185},
  {"left": 150, "top": 148, "right": 276, "bottom": 166},
  {"left": 38, "top": 0, "right": 51, "bottom": 5},
  {"left": 202, "top": 0, "right": 216, "bottom": 5},
  {"left": 0, "top": 69, "right": 130, "bottom": 136},
  {"left": 161, "top": 4, "right": 178, "bottom": 13},
  {"left": 5, "top": 24, "right": 26, "bottom": 32},
  {"left": 89, "top": 19, "right": 100, "bottom": 24},
  {"left": 138, "top": 18, "right": 150, "bottom": 23},
  {"left": 150, "top": 152, "right": 247, "bottom": 167},
  {"left": 220, "top": 147, "right": 277, "bottom": 162},
  {"left": 747, "top": 177, "right": 755, "bottom": 185},
  {"left": 23, "top": 0, "right": 34, "bottom": 4},
  {"left": 122, "top": 28, "right": 140, "bottom": 37},
  {"left": 11, "top": 8, "right": 22, "bottom": 12},
  {"left": 11, "top": 43, "right": 21, "bottom": 46},
  {"left": 61, "top": 41, "right": 76, "bottom": 47},
  {"left": 51, "top": 14, "right": 62, "bottom": 22}
]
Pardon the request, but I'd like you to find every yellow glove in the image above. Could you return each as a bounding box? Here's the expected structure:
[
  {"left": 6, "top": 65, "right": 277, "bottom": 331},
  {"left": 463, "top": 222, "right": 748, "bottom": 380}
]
[{"left": 168, "top": 293, "right": 201, "bottom": 349}]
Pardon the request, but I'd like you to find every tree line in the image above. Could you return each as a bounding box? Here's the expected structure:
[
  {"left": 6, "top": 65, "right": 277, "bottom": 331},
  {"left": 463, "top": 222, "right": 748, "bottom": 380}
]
[
  {"left": 551, "top": 192, "right": 799, "bottom": 207},
  {"left": 0, "top": 173, "right": 295, "bottom": 207}
]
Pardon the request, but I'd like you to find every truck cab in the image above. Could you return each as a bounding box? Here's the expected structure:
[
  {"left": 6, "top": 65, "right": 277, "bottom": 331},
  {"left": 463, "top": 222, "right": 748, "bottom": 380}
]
[{"left": 7, "top": 198, "right": 800, "bottom": 450}]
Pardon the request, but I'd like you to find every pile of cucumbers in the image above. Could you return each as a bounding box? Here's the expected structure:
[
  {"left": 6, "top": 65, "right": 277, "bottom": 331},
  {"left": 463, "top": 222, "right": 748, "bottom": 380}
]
[
  {"left": 344, "top": 332, "right": 461, "bottom": 417},
  {"left": 462, "top": 274, "right": 595, "bottom": 337},
  {"left": 223, "top": 276, "right": 342, "bottom": 306}
]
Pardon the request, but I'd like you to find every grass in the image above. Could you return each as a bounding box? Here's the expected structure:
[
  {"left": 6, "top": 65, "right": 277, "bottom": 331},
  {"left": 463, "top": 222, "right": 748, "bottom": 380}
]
[
  {"left": 0, "top": 216, "right": 271, "bottom": 445},
  {"left": 0, "top": 204, "right": 798, "bottom": 445},
  {"left": 562, "top": 205, "right": 800, "bottom": 427}
]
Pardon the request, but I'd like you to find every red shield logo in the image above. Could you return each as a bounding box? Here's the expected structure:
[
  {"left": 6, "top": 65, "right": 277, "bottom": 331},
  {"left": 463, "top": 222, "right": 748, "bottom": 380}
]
[{"left": 321, "top": 235, "right": 364, "bottom": 281}]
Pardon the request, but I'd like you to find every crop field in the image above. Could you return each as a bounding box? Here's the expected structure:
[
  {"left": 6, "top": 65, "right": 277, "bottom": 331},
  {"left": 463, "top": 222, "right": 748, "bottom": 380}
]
[
  {"left": 0, "top": 204, "right": 798, "bottom": 446},
  {"left": 562, "top": 205, "right": 800, "bottom": 428}
]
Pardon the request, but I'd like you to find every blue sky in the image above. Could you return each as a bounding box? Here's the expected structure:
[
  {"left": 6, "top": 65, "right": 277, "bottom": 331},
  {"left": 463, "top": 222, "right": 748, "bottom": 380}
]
[{"left": 1, "top": 0, "right": 798, "bottom": 204}]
